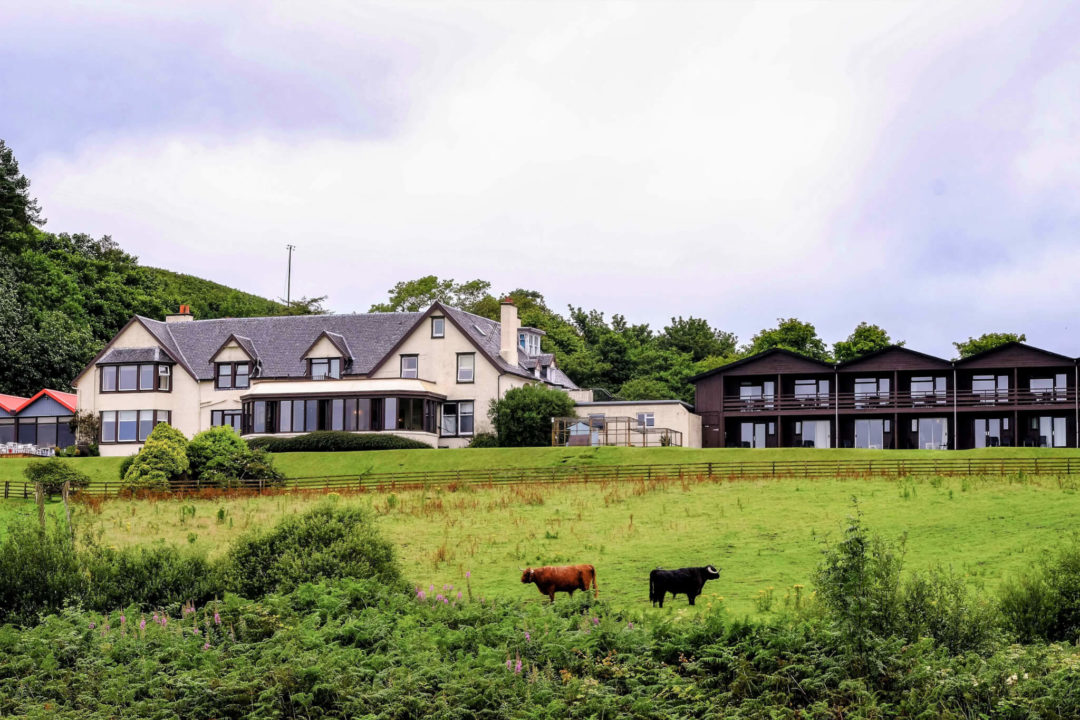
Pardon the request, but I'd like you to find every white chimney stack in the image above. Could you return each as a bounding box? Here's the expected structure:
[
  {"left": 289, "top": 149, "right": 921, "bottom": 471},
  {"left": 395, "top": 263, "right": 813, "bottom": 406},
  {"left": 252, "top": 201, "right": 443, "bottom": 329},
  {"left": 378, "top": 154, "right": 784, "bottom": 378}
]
[
  {"left": 166, "top": 304, "right": 194, "bottom": 323},
  {"left": 500, "top": 298, "right": 519, "bottom": 365}
]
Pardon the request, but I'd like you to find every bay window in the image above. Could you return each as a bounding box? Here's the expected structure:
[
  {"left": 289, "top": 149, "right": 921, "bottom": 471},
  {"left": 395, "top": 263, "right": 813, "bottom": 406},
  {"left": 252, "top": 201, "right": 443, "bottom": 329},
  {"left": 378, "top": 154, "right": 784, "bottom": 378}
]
[{"left": 101, "top": 363, "right": 171, "bottom": 392}]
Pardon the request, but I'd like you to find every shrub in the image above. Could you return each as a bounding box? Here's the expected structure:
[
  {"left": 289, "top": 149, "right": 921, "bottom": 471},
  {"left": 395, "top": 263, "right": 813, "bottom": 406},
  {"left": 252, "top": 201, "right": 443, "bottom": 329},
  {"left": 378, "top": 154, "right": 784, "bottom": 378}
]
[
  {"left": 223, "top": 503, "right": 403, "bottom": 598},
  {"left": 899, "top": 566, "right": 1000, "bottom": 653},
  {"left": 21, "top": 457, "right": 91, "bottom": 499},
  {"left": 118, "top": 453, "right": 136, "bottom": 479},
  {"left": 0, "top": 518, "right": 83, "bottom": 625},
  {"left": 467, "top": 432, "right": 499, "bottom": 448},
  {"left": 122, "top": 423, "right": 189, "bottom": 490},
  {"left": 187, "top": 426, "right": 283, "bottom": 486},
  {"left": 488, "top": 383, "right": 576, "bottom": 447},
  {"left": 1000, "top": 538, "right": 1080, "bottom": 643},
  {"left": 246, "top": 431, "right": 432, "bottom": 453},
  {"left": 82, "top": 545, "right": 223, "bottom": 611}
]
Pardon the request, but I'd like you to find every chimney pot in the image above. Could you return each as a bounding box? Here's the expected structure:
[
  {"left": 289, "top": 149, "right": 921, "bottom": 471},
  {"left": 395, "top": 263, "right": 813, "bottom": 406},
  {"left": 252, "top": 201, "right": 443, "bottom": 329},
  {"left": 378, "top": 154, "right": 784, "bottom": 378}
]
[{"left": 166, "top": 304, "right": 195, "bottom": 323}]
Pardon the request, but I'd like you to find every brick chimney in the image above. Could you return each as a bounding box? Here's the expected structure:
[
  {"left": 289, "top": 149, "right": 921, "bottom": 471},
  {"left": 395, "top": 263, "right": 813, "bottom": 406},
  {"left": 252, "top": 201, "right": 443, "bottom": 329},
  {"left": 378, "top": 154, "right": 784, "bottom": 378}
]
[
  {"left": 166, "top": 304, "right": 194, "bottom": 323},
  {"left": 500, "top": 298, "right": 519, "bottom": 365}
]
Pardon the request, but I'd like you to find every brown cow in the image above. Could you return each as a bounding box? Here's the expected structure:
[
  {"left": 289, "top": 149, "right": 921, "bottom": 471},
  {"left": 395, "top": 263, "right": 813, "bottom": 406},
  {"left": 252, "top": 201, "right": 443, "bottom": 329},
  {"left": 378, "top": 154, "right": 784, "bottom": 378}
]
[{"left": 521, "top": 564, "right": 599, "bottom": 603}]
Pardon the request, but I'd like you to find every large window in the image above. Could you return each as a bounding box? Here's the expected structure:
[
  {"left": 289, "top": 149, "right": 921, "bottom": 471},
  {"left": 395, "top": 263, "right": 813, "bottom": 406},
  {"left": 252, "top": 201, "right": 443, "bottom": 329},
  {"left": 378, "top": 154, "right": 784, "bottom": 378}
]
[
  {"left": 853, "top": 377, "right": 890, "bottom": 408},
  {"left": 0, "top": 418, "right": 13, "bottom": 444},
  {"left": 215, "top": 362, "right": 251, "bottom": 390},
  {"left": 911, "top": 376, "right": 947, "bottom": 405},
  {"left": 739, "top": 422, "right": 768, "bottom": 448},
  {"left": 1030, "top": 374, "right": 1068, "bottom": 402},
  {"left": 211, "top": 410, "right": 243, "bottom": 433},
  {"left": 797, "top": 420, "right": 831, "bottom": 448},
  {"left": 457, "top": 353, "right": 475, "bottom": 383},
  {"left": 794, "top": 378, "right": 829, "bottom": 407},
  {"left": 400, "top": 355, "right": 418, "bottom": 379},
  {"left": 974, "top": 417, "right": 1007, "bottom": 448},
  {"left": 637, "top": 412, "right": 655, "bottom": 429},
  {"left": 1033, "top": 416, "right": 1068, "bottom": 447},
  {"left": 441, "top": 401, "right": 474, "bottom": 436},
  {"left": 854, "top": 419, "right": 887, "bottom": 449},
  {"left": 101, "top": 364, "right": 171, "bottom": 393},
  {"left": 310, "top": 358, "right": 341, "bottom": 380},
  {"left": 916, "top": 417, "right": 948, "bottom": 450},
  {"left": 100, "top": 410, "right": 169, "bottom": 443},
  {"left": 739, "top": 381, "right": 775, "bottom": 410},
  {"left": 242, "top": 396, "right": 439, "bottom": 435},
  {"left": 972, "top": 374, "right": 1009, "bottom": 403}
]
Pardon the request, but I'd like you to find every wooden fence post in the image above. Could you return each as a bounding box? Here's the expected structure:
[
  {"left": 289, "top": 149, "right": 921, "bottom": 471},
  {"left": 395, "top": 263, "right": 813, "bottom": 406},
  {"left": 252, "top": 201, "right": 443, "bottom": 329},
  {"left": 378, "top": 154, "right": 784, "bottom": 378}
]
[
  {"left": 23, "top": 482, "right": 28, "bottom": 499},
  {"left": 62, "top": 480, "right": 74, "bottom": 544},
  {"left": 34, "top": 482, "right": 45, "bottom": 529},
  {"left": 3, "top": 481, "right": 7, "bottom": 499}
]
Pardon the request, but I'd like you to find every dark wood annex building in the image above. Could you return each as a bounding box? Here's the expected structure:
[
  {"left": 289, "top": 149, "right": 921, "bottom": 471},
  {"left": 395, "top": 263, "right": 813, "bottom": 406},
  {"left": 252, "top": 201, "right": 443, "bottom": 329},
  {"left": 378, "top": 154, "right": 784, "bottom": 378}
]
[{"left": 691, "top": 343, "right": 1079, "bottom": 450}]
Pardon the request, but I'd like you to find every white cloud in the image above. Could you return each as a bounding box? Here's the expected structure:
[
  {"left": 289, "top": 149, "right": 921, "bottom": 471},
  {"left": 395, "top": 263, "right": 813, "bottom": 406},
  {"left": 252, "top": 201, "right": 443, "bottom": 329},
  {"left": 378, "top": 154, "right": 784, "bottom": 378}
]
[{"left": 22, "top": 0, "right": 1080, "bottom": 355}]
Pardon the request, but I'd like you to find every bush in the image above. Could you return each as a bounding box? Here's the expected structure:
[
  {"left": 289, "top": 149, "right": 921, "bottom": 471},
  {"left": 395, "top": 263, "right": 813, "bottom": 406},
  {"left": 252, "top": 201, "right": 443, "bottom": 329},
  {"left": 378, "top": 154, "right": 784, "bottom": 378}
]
[
  {"left": 122, "top": 423, "right": 189, "bottom": 490},
  {"left": 187, "top": 426, "right": 283, "bottom": 487},
  {"left": 1000, "top": 538, "right": 1080, "bottom": 643},
  {"left": 118, "top": 453, "right": 136, "bottom": 479},
  {"left": 488, "top": 383, "right": 576, "bottom": 447},
  {"left": 82, "top": 545, "right": 223, "bottom": 611},
  {"left": 246, "top": 431, "right": 432, "bottom": 453},
  {"left": 223, "top": 502, "right": 403, "bottom": 598},
  {"left": 21, "top": 457, "right": 91, "bottom": 499},
  {"left": 899, "top": 566, "right": 1000, "bottom": 653},
  {"left": 0, "top": 518, "right": 83, "bottom": 625},
  {"left": 467, "top": 432, "right": 499, "bottom": 448}
]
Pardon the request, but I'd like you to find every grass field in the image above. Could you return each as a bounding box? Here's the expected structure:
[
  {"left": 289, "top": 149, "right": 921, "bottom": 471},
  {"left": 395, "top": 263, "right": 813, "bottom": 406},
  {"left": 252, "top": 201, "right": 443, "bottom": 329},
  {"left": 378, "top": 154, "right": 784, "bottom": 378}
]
[
  {"left": 3, "top": 445, "right": 1079, "bottom": 489},
  {"left": 9, "top": 470, "right": 1075, "bottom": 617}
]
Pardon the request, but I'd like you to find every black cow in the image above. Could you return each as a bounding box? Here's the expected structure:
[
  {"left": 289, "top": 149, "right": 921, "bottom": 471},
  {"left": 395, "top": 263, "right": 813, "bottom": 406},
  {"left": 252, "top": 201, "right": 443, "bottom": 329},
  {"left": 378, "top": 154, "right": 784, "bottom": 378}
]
[{"left": 649, "top": 565, "right": 721, "bottom": 607}]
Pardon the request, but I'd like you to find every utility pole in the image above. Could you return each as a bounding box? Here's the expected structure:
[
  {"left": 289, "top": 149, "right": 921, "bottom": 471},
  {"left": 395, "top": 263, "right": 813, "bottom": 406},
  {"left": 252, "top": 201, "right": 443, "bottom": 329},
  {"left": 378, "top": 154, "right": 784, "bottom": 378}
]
[{"left": 285, "top": 244, "right": 296, "bottom": 303}]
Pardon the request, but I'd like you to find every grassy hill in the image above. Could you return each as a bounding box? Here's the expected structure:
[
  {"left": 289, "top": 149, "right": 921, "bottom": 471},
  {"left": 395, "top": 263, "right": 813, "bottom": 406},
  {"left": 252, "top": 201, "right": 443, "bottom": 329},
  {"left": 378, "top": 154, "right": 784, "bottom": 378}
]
[{"left": 145, "top": 267, "right": 290, "bottom": 319}]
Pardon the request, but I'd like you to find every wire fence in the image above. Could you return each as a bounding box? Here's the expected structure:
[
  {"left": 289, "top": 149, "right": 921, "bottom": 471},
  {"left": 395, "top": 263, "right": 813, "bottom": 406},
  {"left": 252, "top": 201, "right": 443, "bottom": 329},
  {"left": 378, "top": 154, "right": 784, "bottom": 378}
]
[{"left": 5, "top": 455, "right": 1080, "bottom": 500}]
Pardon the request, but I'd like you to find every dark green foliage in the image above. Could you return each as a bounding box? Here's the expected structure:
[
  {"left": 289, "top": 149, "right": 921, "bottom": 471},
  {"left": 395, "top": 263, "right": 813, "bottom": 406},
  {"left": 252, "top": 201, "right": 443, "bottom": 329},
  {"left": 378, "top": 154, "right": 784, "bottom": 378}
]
[
  {"left": 21, "top": 457, "right": 90, "bottom": 499},
  {"left": 0, "top": 139, "right": 44, "bottom": 241},
  {"left": 118, "top": 452, "right": 137, "bottom": 480},
  {"left": 658, "top": 315, "right": 737, "bottom": 361},
  {"left": 488, "top": 383, "right": 576, "bottom": 447},
  {"left": 187, "top": 426, "right": 283, "bottom": 486},
  {"left": 121, "top": 422, "right": 189, "bottom": 490},
  {"left": 466, "top": 432, "right": 499, "bottom": 448},
  {"left": 246, "top": 430, "right": 432, "bottom": 453},
  {"left": 745, "top": 317, "right": 831, "bottom": 361},
  {"left": 953, "top": 331, "right": 1027, "bottom": 359},
  {"left": 82, "top": 545, "right": 223, "bottom": 612},
  {"left": 0, "top": 519, "right": 82, "bottom": 625},
  {"left": 146, "top": 267, "right": 293, "bottom": 319},
  {"left": 223, "top": 502, "right": 403, "bottom": 598},
  {"left": 833, "top": 322, "right": 902, "bottom": 363},
  {"left": 1000, "top": 537, "right": 1080, "bottom": 643},
  {"left": 368, "top": 275, "right": 494, "bottom": 314},
  {"left": 618, "top": 377, "right": 678, "bottom": 400}
]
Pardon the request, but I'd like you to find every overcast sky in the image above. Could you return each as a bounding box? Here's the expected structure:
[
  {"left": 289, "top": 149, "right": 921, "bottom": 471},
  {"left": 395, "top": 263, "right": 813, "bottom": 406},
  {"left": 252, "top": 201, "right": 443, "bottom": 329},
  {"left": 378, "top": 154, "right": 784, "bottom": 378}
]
[{"left": 4, "top": 1, "right": 1079, "bottom": 358}]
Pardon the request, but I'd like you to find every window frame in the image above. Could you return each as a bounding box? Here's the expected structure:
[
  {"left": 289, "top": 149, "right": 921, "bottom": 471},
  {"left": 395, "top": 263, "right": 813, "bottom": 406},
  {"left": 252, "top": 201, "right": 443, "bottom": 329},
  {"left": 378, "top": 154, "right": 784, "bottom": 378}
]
[
  {"left": 215, "top": 361, "right": 252, "bottom": 390},
  {"left": 400, "top": 354, "right": 419, "bottom": 379},
  {"left": 456, "top": 352, "right": 475, "bottom": 383},
  {"left": 431, "top": 316, "right": 445, "bottom": 338},
  {"left": 100, "top": 363, "right": 172, "bottom": 393},
  {"left": 637, "top": 412, "right": 655, "bottom": 429},
  {"left": 309, "top": 357, "right": 342, "bottom": 380},
  {"left": 100, "top": 409, "right": 171, "bottom": 444}
]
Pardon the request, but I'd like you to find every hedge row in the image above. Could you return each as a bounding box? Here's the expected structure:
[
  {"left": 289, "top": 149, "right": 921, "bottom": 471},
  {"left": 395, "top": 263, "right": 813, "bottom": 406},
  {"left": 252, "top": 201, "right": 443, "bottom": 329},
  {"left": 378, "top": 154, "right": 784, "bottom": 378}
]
[{"left": 246, "top": 431, "right": 433, "bottom": 453}]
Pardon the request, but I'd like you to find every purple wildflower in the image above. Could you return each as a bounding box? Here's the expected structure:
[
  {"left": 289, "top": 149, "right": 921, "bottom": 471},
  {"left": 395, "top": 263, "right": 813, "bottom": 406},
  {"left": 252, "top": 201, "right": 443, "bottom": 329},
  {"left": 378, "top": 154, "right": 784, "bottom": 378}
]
[
  {"left": 436, "top": 594, "right": 445, "bottom": 603},
  {"left": 515, "top": 655, "right": 522, "bottom": 674},
  {"left": 88, "top": 622, "right": 96, "bottom": 630},
  {"left": 525, "top": 631, "right": 531, "bottom": 642},
  {"left": 506, "top": 658, "right": 512, "bottom": 670},
  {"left": 139, "top": 617, "right": 146, "bottom": 631},
  {"left": 466, "top": 571, "right": 471, "bottom": 578},
  {"left": 628, "top": 622, "right": 634, "bottom": 629},
  {"left": 214, "top": 611, "right": 221, "bottom": 626},
  {"left": 120, "top": 613, "right": 126, "bottom": 626},
  {"left": 194, "top": 627, "right": 200, "bottom": 635},
  {"left": 591, "top": 617, "right": 600, "bottom": 626},
  {"left": 202, "top": 642, "right": 210, "bottom": 651},
  {"left": 416, "top": 590, "right": 427, "bottom": 601},
  {"left": 457, "top": 591, "right": 462, "bottom": 601}
]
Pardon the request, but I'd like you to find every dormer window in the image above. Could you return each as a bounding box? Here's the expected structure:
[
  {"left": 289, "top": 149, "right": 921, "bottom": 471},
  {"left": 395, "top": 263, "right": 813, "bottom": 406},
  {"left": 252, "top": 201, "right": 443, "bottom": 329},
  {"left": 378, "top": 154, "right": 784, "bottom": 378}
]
[
  {"left": 216, "top": 362, "right": 251, "bottom": 390},
  {"left": 431, "top": 317, "right": 445, "bottom": 338},
  {"left": 310, "top": 358, "right": 341, "bottom": 380},
  {"left": 518, "top": 331, "right": 541, "bottom": 357}
]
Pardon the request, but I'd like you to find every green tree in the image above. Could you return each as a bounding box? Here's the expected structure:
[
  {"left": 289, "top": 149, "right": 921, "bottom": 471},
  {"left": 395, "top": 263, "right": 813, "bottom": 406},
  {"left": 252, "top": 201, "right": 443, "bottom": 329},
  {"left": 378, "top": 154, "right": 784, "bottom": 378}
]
[
  {"left": 745, "top": 318, "right": 830, "bottom": 362},
  {"left": 617, "top": 377, "right": 676, "bottom": 401},
  {"left": 22, "top": 457, "right": 91, "bottom": 500},
  {"left": 187, "top": 426, "right": 281, "bottom": 486},
  {"left": 369, "top": 276, "right": 495, "bottom": 314},
  {"left": 953, "top": 332, "right": 1026, "bottom": 359},
  {"left": 0, "top": 139, "right": 44, "bottom": 245},
  {"left": 122, "top": 423, "right": 189, "bottom": 491},
  {"left": 833, "top": 322, "right": 902, "bottom": 363},
  {"left": 659, "top": 316, "right": 737, "bottom": 362},
  {"left": 488, "top": 383, "right": 576, "bottom": 447}
]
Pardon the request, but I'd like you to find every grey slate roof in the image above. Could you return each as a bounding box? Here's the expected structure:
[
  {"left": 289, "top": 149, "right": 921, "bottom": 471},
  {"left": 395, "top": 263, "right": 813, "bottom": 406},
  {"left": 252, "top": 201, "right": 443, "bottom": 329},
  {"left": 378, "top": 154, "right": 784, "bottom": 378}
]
[
  {"left": 131, "top": 304, "right": 578, "bottom": 390},
  {"left": 96, "top": 346, "right": 173, "bottom": 365}
]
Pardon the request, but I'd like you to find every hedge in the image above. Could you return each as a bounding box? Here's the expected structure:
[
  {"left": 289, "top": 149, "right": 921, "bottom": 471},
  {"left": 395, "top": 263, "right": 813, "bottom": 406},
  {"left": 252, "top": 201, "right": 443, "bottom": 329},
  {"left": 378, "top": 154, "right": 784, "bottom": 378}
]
[{"left": 246, "top": 431, "right": 432, "bottom": 453}]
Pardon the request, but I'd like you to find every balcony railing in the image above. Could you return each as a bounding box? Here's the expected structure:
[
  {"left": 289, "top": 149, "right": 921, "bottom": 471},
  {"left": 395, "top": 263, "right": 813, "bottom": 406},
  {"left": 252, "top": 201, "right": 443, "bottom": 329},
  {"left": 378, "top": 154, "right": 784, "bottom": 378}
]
[{"left": 722, "top": 387, "right": 1078, "bottom": 413}]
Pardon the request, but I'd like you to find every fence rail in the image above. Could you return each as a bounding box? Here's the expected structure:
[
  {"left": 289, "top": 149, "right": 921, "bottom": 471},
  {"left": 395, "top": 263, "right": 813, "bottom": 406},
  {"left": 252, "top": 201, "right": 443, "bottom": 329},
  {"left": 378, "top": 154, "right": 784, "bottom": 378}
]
[{"left": 5, "top": 455, "right": 1080, "bottom": 500}]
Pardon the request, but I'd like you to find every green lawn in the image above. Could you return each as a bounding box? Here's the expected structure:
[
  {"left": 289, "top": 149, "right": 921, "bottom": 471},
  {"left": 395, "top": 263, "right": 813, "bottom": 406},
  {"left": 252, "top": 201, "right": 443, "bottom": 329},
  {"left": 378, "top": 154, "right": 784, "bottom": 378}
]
[
  {"left": 14, "top": 471, "right": 1077, "bottom": 617},
  {"left": 3, "top": 445, "right": 1079, "bottom": 489}
]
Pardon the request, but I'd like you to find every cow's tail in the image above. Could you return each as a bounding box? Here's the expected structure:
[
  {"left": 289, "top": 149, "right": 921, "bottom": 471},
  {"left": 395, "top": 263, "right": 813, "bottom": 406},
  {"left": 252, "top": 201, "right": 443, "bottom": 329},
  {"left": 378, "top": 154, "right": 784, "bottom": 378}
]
[
  {"left": 590, "top": 566, "right": 599, "bottom": 599},
  {"left": 649, "top": 572, "right": 655, "bottom": 604}
]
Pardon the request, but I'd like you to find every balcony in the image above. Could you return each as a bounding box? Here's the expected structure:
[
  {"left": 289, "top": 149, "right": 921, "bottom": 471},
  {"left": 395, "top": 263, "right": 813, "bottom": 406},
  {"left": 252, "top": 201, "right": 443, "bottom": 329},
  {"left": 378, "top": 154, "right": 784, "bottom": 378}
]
[{"left": 721, "top": 387, "right": 1077, "bottom": 413}]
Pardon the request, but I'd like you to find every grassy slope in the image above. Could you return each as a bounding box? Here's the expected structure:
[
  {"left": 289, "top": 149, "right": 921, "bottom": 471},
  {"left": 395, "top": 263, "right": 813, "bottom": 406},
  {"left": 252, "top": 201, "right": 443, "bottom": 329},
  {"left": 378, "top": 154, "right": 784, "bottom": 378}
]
[
  {"left": 3, "top": 446, "right": 1078, "bottom": 488},
  {"left": 23, "top": 471, "right": 1080, "bottom": 616}
]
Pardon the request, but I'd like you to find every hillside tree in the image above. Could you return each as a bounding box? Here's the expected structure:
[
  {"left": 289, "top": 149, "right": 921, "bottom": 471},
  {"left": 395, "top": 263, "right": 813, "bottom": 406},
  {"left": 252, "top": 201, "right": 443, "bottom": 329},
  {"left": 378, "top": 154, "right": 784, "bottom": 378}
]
[
  {"left": 833, "top": 322, "right": 902, "bottom": 363},
  {"left": 953, "top": 332, "right": 1027, "bottom": 359},
  {"left": 744, "top": 318, "right": 830, "bottom": 362}
]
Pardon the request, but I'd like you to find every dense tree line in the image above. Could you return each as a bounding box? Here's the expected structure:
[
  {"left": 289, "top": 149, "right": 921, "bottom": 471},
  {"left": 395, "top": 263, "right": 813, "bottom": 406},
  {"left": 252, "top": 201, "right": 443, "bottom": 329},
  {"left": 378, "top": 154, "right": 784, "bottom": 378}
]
[
  {"left": 371, "top": 277, "right": 1027, "bottom": 403},
  {"left": 0, "top": 140, "right": 322, "bottom": 397}
]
